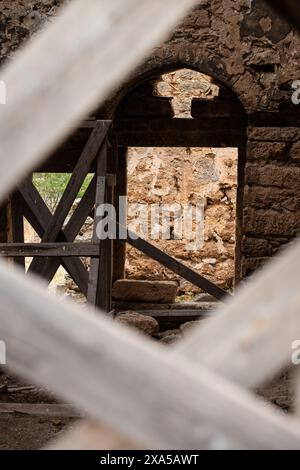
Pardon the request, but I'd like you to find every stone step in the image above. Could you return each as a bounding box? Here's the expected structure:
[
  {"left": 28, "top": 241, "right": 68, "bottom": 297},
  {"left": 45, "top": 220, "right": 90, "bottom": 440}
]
[{"left": 112, "top": 280, "right": 178, "bottom": 303}]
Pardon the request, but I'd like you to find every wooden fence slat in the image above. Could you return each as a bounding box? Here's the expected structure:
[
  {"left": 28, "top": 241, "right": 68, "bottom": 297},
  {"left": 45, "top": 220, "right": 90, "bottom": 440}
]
[
  {"left": 1, "top": 248, "right": 300, "bottom": 449},
  {"left": 95, "top": 179, "right": 115, "bottom": 312},
  {"left": 176, "top": 240, "right": 300, "bottom": 389},
  {"left": 0, "top": 0, "right": 197, "bottom": 203},
  {"left": 113, "top": 146, "right": 127, "bottom": 283}
]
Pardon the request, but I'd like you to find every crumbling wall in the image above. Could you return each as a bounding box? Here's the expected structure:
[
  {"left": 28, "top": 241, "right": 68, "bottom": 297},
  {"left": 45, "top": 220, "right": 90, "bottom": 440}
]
[
  {"left": 0, "top": 0, "right": 299, "bottom": 282},
  {"left": 0, "top": 1, "right": 66, "bottom": 66}
]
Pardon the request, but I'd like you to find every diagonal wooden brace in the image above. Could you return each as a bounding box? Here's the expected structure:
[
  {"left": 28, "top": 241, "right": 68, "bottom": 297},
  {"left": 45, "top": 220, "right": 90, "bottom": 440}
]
[{"left": 20, "top": 177, "right": 96, "bottom": 295}]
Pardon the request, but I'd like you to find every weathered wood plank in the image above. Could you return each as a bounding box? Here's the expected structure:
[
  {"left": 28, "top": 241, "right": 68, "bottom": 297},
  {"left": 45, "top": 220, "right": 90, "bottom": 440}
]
[
  {"left": 0, "top": 0, "right": 197, "bottom": 202},
  {"left": 294, "top": 369, "right": 300, "bottom": 418},
  {"left": 266, "top": 0, "right": 300, "bottom": 31},
  {"left": 0, "top": 243, "right": 99, "bottom": 257},
  {"left": 20, "top": 179, "right": 90, "bottom": 294},
  {"left": 125, "top": 228, "right": 229, "bottom": 301},
  {"left": 2, "top": 245, "right": 300, "bottom": 449},
  {"left": 56, "top": 239, "right": 300, "bottom": 449}
]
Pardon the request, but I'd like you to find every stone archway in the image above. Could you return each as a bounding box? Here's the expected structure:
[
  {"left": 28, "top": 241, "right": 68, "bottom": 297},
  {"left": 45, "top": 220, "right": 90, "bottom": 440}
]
[{"left": 108, "top": 66, "right": 247, "bottom": 290}]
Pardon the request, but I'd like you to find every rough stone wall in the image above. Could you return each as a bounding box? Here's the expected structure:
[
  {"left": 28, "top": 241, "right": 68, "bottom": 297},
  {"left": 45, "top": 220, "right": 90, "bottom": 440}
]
[
  {"left": 242, "top": 126, "right": 300, "bottom": 276},
  {"left": 0, "top": 0, "right": 299, "bottom": 281},
  {"left": 126, "top": 70, "right": 238, "bottom": 293}
]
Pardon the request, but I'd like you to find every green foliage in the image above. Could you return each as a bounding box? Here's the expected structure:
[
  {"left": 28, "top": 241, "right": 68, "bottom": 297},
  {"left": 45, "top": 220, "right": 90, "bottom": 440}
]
[{"left": 33, "top": 173, "right": 93, "bottom": 212}]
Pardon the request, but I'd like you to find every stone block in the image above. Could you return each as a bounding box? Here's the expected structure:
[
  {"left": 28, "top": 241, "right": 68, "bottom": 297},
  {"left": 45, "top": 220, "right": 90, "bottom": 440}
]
[{"left": 245, "top": 163, "right": 300, "bottom": 189}]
